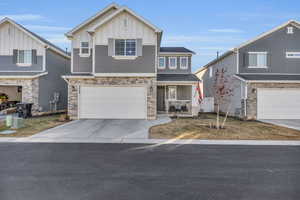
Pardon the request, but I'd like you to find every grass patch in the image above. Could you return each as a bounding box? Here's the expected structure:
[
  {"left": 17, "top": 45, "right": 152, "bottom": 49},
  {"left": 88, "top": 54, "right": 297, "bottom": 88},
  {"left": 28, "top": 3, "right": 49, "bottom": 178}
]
[
  {"left": 150, "top": 114, "right": 300, "bottom": 140},
  {"left": 0, "top": 114, "right": 67, "bottom": 137}
]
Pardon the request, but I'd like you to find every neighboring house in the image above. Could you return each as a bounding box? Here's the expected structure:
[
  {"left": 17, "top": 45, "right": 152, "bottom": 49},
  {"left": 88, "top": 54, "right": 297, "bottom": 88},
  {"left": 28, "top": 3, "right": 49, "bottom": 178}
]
[
  {"left": 196, "top": 20, "right": 300, "bottom": 120},
  {"left": 63, "top": 3, "right": 200, "bottom": 120},
  {"left": 0, "top": 18, "right": 70, "bottom": 113}
]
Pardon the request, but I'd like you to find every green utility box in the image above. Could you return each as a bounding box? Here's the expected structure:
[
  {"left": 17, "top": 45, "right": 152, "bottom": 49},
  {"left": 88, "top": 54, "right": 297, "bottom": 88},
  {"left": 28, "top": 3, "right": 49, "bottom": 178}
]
[{"left": 11, "top": 117, "right": 24, "bottom": 129}]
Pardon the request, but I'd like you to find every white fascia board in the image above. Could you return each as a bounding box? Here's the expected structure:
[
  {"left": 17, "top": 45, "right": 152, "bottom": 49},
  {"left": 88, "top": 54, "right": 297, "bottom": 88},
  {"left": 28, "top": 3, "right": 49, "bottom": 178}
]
[
  {"left": 88, "top": 6, "right": 162, "bottom": 33},
  {"left": 233, "top": 75, "right": 300, "bottom": 83},
  {"left": 94, "top": 73, "right": 156, "bottom": 77},
  {"left": 0, "top": 72, "right": 48, "bottom": 79},
  {"left": 157, "top": 81, "right": 199, "bottom": 85},
  {"left": 65, "top": 3, "right": 120, "bottom": 37},
  {"left": 61, "top": 75, "right": 94, "bottom": 79}
]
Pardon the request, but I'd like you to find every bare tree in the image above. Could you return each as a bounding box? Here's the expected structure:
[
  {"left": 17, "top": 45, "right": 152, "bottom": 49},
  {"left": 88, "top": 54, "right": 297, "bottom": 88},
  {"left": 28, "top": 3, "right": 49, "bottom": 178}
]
[{"left": 213, "top": 68, "right": 234, "bottom": 129}]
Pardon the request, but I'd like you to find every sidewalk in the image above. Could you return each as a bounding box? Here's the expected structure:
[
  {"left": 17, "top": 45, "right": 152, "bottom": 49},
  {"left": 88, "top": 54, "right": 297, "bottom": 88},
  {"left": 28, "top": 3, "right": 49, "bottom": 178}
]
[{"left": 1, "top": 137, "right": 300, "bottom": 146}]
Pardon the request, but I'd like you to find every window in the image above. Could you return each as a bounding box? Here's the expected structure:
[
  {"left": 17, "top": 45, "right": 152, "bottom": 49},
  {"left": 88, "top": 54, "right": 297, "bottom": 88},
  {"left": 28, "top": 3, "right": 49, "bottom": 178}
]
[
  {"left": 17, "top": 50, "right": 32, "bottom": 65},
  {"left": 158, "top": 57, "right": 166, "bottom": 69},
  {"left": 169, "top": 57, "right": 177, "bottom": 69},
  {"left": 168, "top": 86, "right": 177, "bottom": 100},
  {"left": 286, "top": 52, "right": 300, "bottom": 58},
  {"left": 80, "top": 42, "right": 90, "bottom": 56},
  {"left": 209, "top": 67, "right": 213, "bottom": 78},
  {"left": 115, "top": 39, "right": 136, "bottom": 56},
  {"left": 287, "top": 26, "right": 294, "bottom": 34},
  {"left": 180, "top": 57, "right": 188, "bottom": 69},
  {"left": 248, "top": 52, "right": 268, "bottom": 68}
]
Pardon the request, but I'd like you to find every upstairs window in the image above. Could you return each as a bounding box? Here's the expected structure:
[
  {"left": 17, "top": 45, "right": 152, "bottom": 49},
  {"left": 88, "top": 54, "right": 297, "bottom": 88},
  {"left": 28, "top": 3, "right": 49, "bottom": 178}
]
[
  {"left": 180, "top": 57, "right": 188, "bottom": 69},
  {"left": 158, "top": 57, "right": 166, "bottom": 69},
  {"left": 17, "top": 50, "right": 32, "bottom": 65},
  {"left": 115, "top": 39, "right": 136, "bottom": 56},
  {"left": 80, "top": 42, "right": 90, "bottom": 56},
  {"left": 286, "top": 52, "right": 300, "bottom": 58},
  {"left": 248, "top": 52, "right": 268, "bottom": 68},
  {"left": 169, "top": 57, "right": 177, "bottom": 69}
]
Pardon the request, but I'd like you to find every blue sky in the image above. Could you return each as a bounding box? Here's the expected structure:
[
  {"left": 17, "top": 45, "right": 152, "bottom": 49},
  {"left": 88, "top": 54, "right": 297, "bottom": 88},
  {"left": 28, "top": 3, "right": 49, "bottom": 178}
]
[{"left": 1, "top": 0, "right": 300, "bottom": 71}]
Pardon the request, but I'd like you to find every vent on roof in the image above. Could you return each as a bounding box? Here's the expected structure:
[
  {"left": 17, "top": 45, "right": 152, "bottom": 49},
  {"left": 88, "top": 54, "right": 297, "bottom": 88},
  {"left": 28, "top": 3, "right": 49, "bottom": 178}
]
[{"left": 287, "top": 26, "right": 294, "bottom": 34}]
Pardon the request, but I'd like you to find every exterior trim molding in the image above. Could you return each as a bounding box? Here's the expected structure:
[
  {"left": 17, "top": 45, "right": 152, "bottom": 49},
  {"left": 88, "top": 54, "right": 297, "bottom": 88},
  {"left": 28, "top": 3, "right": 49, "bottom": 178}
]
[
  {"left": 157, "top": 81, "right": 198, "bottom": 85},
  {"left": 233, "top": 75, "right": 300, "bottom": 83},
  {"left": 0, "top": 72, "right": 48, "bottom": 79}
]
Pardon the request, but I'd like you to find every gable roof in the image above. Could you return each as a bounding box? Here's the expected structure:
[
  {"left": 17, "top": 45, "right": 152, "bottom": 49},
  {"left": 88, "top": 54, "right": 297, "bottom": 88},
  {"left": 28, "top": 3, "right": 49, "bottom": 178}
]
[
  {"left": 65, "top": 3, "right": 120, "bottom": 37},
  {"left": 0, "top": 17, "right": 70, "bottom": 59},
  {"left": 195, "top": 20, "right": 300, "bottom": 74},
  {"left": 160, "top": 47, "right": 195, "bottom": 54},
  {"left": 87, "top": 6, "right": 162, "bottom": 33}
]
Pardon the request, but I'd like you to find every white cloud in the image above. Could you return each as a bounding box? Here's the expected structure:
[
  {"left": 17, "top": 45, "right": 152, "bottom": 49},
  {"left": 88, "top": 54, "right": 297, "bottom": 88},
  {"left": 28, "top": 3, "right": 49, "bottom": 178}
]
[
  {"left": 25, "top": 25, "right": 70, "bottom": 32},
  {"left": 208, "top": 28, "right": 244, "bottom": 33},
  {"left": 0, "top": 14, "right": 44, "bottom": 21}
]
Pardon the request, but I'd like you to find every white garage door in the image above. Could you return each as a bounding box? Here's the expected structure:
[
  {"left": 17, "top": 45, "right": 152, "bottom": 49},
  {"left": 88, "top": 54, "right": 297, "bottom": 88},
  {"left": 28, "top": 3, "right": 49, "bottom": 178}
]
[
  {"left": 79, "top": 86, "right": 147, "bottom": 119},
  {"left": 257, "top": 88, "right": 300, "bottom": 119}
]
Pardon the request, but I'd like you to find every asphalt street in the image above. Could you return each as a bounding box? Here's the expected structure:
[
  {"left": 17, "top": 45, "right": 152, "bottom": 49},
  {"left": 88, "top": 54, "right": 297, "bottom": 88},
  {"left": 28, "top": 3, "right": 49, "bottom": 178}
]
[{"left": 0, "top": 143, "right": 299, "bottom": 200}]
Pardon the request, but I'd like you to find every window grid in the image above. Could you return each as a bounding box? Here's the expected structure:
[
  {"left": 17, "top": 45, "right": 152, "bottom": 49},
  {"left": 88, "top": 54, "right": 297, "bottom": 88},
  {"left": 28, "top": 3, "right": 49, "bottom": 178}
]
[
  {"left": 169, "top": 57, "right": 177, "bottom": 69},
  {"left": 115, "top": 39, "right": 136, "bottom": 56},
  {"left": 17, "top": 50, "right": 32, "bottom": 64}
]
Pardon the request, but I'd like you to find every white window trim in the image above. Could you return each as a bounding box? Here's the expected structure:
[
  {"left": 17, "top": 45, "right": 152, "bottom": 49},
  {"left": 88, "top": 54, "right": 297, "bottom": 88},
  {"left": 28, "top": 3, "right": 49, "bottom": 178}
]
[
  {"left": 168, "top": 86, "right": 177, "bottom": 100},
  {"left": 180, "top": 57, "right": 188, "bottom": 69},
  {"left": 114, "top": 39, "right": 137, "bottom": 58},
  {"left": 248, "top": 52, "right": 268, "bottom": 68},
  {"left": 287, "top": 26, "right": 294, "bottom": 34},
  {"left": 17, "top": 50, "right": 32, "bottom": 67},
  {"left": 286, "top": 52, "right": 300, "bottom": 58},
  {"left": 79, "top": 42, "right": 90, "bottom": 57},
  {"left": 169, "top": 57, "right": 177, "bottom": 69},
  {"left": 158, "top": 57, "right": 166, "bottom": 69}
]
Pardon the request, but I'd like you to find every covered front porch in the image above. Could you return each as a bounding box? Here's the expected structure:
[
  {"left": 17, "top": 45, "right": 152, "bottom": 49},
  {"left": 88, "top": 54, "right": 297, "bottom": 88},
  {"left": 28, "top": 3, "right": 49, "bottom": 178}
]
[{"left": 157, "top": 85, "right": 193, "bottom": 116}]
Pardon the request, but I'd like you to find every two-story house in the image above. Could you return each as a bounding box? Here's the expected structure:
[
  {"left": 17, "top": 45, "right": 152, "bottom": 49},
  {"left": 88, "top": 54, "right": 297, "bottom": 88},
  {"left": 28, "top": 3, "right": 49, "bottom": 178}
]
[
  {"left": 0, "top": 17, "right": 70, "bottom": 113},
  {"left": 196, "top": 20, "right": 300, "bottom": 120},
  {"left": 63, "top": 3, "right": 200, "bottom": 120}
]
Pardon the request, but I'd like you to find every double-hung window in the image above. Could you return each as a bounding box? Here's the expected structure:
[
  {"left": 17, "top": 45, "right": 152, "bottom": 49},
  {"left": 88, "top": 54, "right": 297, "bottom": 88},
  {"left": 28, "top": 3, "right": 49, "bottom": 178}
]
[
  {"left": 17, "top": 50, "right": 32, "bottom": 66},
  {"left": 180, "top": 57, "right": 188, "bottom": 69},
  {"left": 80, "top": 42, "right": 90, "bottom": 56},
  {"left": 248, "top": 52, "right": 268, "bottom": 68},
  {"left": 115, "top": 39, "right": 136, "bottom": 56},
  {"left": 169, "top": 57, "right": 177, "bottom": 69},
  {"left": 168, "top": 86, "right": 177, "bottom": 100},
  {"left": 158, "top": 57, "right": 166, "bottom": 69}
]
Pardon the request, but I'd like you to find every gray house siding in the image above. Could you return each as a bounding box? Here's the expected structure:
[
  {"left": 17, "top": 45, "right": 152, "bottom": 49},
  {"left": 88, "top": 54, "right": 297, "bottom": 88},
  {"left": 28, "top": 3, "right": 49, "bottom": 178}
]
[
  {"left": 201, "top": 53, "right": 242, "bottom": 116},
  {"left": 239, "top": 24, "right": 300, "bottom": 74},
  {"left": 0, "top": 56, "right": 43, "bottom": 71},
  {"left": 38, "top": 49, "right": 70, "bottom": 111},
  {"left": 158, "top": 56, "right": 192, "bottom": 74},
  {"left": 177, "top": 85, "right": 192, "bottom": 100},
  {"left": 94, "top": 45, "right": 155, "bottom": 73},
  {"left": 72, "top": 49, "right": 92, "bottom": 73}
]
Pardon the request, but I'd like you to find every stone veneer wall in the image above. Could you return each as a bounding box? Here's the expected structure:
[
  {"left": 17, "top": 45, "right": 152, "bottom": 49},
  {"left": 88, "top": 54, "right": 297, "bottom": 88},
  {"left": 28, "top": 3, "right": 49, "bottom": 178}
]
[
  {"left": 67, "top": 77, "right": 157, "bottom": 120},
  {"left": 0, "top": 78, "right": 39, "bottom": 112},
  {"left": 244, "top": 82, "right": 300, "bottom": 120}
]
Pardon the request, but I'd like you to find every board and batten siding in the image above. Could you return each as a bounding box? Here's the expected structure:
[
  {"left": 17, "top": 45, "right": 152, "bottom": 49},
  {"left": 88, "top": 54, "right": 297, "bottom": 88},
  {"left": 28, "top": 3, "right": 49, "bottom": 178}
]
[
  {"left": 0, "top": 22, "right": 44, "bottom": 55},
  {"left": 93, "top": 12, "right": 157, "bottom": 46},
  {"left": 71, "top": 7, "right": 118, "bottom": 48}
]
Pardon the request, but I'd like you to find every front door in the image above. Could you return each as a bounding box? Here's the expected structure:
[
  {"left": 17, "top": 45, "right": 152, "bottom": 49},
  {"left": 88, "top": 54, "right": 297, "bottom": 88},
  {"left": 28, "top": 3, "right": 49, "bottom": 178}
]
[{"left": 157, "top": 86, "right": 165, "bottom": 111}]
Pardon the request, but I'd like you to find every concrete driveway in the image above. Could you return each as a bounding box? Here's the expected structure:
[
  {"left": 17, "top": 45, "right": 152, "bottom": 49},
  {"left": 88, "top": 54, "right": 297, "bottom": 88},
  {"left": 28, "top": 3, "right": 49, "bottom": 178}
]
[
  {"left": 260, "top": 119, "right": 300, "bottom": 131},
  {"left": 29, "top": 117, "right": 171, "bottom": 142}
]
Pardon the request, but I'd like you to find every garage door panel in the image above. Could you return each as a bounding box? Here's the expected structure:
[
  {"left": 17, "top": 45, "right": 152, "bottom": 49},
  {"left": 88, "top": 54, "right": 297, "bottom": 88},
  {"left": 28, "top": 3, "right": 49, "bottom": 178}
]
[
  {"left": 79, "top": 86, "right": 147, "bottom": 119},
  {"left": 257, "top": 88, "right": 300, "bottom": 119}
]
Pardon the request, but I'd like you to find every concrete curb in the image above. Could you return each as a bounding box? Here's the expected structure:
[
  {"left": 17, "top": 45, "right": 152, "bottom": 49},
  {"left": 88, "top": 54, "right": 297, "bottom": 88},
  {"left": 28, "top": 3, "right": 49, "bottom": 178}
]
[{"left": 1, "top": 137, "right": 300, "bottom": 146}]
